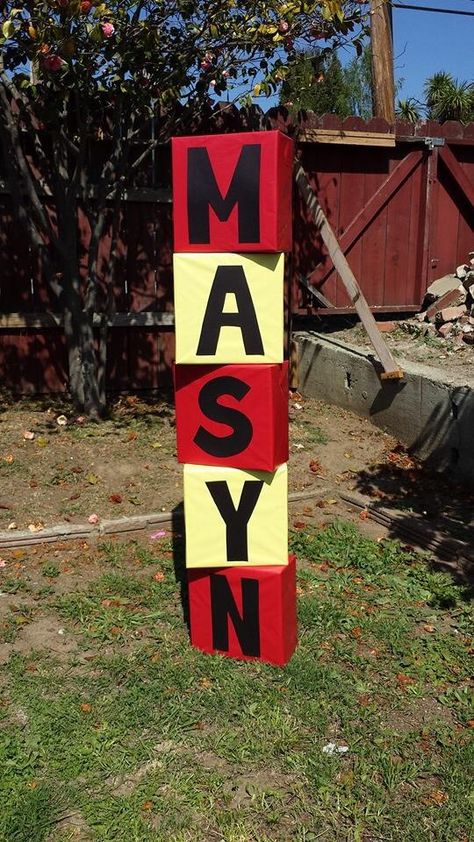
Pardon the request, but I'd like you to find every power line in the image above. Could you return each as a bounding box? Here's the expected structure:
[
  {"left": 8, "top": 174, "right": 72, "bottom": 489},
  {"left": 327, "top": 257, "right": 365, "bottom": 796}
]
[{"left": 392, "top": 2, "right": 474, "bottom": 15}]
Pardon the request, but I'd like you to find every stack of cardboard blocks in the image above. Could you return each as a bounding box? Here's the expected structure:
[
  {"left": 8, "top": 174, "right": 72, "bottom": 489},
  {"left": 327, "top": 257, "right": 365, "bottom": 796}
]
[{"left": 172, "top": 130, "right": 297, "bottom": 666}]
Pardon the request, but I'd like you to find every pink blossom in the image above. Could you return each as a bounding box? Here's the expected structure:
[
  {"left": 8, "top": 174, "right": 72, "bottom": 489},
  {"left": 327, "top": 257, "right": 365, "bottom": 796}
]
[
  {"left": 278, "top": 20, "right": 289, "bottom": 34},
  {"left": 150, "top": 529, "right": 166, "bottom": 540},
  {"left": 101, "top": 22, "right": 115, "bottom": 38},
  {"left": 87, "top": 513, "right": 100, "bottom": 525}
]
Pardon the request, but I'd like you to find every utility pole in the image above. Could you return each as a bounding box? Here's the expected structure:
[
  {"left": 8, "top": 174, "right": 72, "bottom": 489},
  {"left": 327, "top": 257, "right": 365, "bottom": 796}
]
[{"left": 370, "top": 0, "right": 396, "bottom": 122}]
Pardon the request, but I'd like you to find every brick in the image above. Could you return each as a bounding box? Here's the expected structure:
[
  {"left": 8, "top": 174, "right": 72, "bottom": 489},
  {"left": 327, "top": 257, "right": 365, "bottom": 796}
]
[
  {"left": 438, "top": 323, "right": 453, "bottom": 338},
  {"left": 426, "top": 287, "right": 465, "bottom": 321},
  {"left": 376, "top": 321, "right": 398, "bottom": 333},
  {"left": 440, "top": 305, "right": 467, "bottom": 323}
]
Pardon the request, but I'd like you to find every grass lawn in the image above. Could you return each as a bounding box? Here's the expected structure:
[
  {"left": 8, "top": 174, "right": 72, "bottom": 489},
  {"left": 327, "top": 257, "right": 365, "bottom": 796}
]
[{"left": 0, "top": 522, "right": 472, "bottom": 841}]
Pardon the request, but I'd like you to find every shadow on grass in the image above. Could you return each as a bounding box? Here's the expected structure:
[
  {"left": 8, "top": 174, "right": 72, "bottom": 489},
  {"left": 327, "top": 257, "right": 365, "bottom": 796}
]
[
  {"left": 353, "top": 439, "right": 474, "bottom": 593},
  {"left": 171, "top": 500, "right": 189, "bottom": 632}
]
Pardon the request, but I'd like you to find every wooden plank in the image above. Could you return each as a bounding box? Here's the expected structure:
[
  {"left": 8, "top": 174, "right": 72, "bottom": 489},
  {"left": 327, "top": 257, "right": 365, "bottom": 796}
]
[
  {"left": 294, "top": 162, "right": 403, "bottom": 379},
  {"left": 308, "top": 149, "right": 424, "bottom": 288},
  {"left": 0, "top": 312, "right": 175, "bottom": 329},
  {"left": 385, "top": 151, "right": 414, "bottom": 305},
  {"left": 299, "top": 129, "right": 396, "bottom": 147},
  {"left": 439, "top": 145, "right": 474, "bottom": 210}
]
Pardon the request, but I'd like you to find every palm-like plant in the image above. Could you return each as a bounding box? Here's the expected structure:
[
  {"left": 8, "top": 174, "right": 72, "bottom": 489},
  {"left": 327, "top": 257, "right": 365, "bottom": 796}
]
[
  {"left": 396, "top": 98, "right": 421, "bottom": 123},
  {"left": 424, "top": 72, "right": 474, "bottom": 122}
]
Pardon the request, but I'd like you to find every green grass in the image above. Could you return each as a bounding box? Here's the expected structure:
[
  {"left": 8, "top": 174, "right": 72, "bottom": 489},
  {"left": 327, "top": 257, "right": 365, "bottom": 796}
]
[{"left": 0, "top": 523, "right": 472, "bottom": 841}]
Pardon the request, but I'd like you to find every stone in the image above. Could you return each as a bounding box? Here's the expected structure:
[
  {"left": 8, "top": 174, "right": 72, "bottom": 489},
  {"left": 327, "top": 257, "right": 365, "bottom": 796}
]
[
  {"left": 462, "top": 332, "right": 474, "bottom": 345},
  {"left": 426, "top": 274, "right": 459, "bottom": 298},
  {"left": 455, "top": 264, "right": 468, "bottom": 280}
]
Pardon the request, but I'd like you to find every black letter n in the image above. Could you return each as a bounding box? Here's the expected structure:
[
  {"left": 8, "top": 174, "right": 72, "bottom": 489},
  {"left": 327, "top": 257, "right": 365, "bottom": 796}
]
[
  {"left": 210, "top": 574, "right": 260, "bottom": 657},
  {"left": 187, "top": 145, "right": 261, "bottom": 244}
]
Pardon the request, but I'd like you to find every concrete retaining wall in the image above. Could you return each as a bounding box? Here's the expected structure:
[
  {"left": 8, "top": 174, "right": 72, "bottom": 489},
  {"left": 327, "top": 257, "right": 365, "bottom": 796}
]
[{"left": 296, "top": 332, "right": 474, "bottom": 487}]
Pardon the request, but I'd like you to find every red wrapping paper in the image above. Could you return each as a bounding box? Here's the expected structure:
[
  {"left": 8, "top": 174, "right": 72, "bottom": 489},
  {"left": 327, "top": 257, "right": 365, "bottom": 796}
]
[
  {"left": 174, "top": 362, "right": 288, "bottom": 471},
  {"left": 187, "top": 555, "right": 297, "bottom": 666},
  {"left": 172, "top": 131, "right": 293, "bottom": 253}
]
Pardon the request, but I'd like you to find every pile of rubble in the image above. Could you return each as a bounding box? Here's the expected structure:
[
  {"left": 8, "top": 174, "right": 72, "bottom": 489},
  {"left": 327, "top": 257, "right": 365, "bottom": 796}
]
[{"left": 414, "top": 252, "right": 474, "bottom": 345}]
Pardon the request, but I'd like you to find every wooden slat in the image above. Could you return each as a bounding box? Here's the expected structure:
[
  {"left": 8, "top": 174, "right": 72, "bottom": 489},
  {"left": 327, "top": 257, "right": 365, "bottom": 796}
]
[
  {"left": 294, "top": 162, "right": 403, "bottom": 379},
  {"left": 0, "top": 312, "right": 175, "bottom": 329},
  {"left": 439, "top": 144, "right": 474, "bottom": 210},
  {"left": 298, "top": 129, "right": 396, "bottom": 147},
  {"left": 308, "top": 149, "right": 424, "bottom": 287}
]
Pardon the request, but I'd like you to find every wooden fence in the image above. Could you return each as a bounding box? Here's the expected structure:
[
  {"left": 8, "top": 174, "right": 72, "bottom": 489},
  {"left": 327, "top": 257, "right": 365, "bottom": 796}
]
[{"left": 0, "top": 112, "right": 473, "bottom": 394}]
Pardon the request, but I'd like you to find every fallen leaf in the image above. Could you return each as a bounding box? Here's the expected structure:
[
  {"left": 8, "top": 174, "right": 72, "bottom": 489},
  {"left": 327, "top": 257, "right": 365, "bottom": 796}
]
[
  {"left": 80, "top": 703, "right": 92, "bottom": 713},
  {"left": 351, "top": 626, "right": 362, "bottom": 639},
  {"left": 0, "top": 559, "right": 6, "bottom": 568},
  {"left": 359, "top": 510, "right": 369, "bottom": 520},
  {"left": 86, "top": 473, "right": 99, "bottom": 485},
  {"left": 154, "top": 571, "right": 165, "bottom": 582},
  {"left": 4, "top": 454, "right": 14, "bottom": 464},
  {"left": 142, "top": 801, "right": 153, "bottom": 812},
  {"left": 396, "top": 673, "right": 415, "bottom": 689},
  {"left": 466, "top": 719, "right": 474, "bottom": 728},
  {"left": 109, "top": 626, "right": 122, "bottom": 635},
  {"left": 109, "top": 494, "right": 122, "bottom": 504},
  {"left": 293, "top": 521, "right": 306, "bottom": 529},
  {"left": 150, "top": 653, "right": 161, "bottom": 663},
  {"left": 422, "top": 789, "right": 449, "bottom": 806},
  {"left": 126, "top": 431, "right": 138, "bottom": 442},
  {"left": 7, "top": 522, "right": 17, "bottom": 530},
  {"left": 87, "top": 513, "right": 99, "bottom": 524},
  {"left": 23, "top": 431, "right": 35, "bottom": 441},
  {"left": 199, "top": 678, "right": 212, "bottom": 689},
  {"left": 28, "top": 522, "right": 44, "bottom": 533},
  {"left": 101, "top": 598, "right": 122, "bottom": 608},
  {"left": 423, "top": 624, "right": 436, "bottom": 633},
  {"left": 151, "top": 442, "right": 162, "bottom": 449},
  {"left": 309, "top": 459, "right": 322, "bottom": 473},
  {"left": 36, "top": 437, "right": 48, "bottom": 448},
  {"left": 56, "top": 415, "right": 68, "bottom": 426}
]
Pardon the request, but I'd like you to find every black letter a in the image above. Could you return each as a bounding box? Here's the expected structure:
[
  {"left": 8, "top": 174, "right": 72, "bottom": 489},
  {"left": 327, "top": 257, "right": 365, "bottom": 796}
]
[
  {"left": 187, "top": 145, "right": 261, "bottom": 244},
  {"left": 210, "top": 574, "right": 260, "bottom": 657},
  {"left": 197, "top": 266, "right": 264, "bottom": 357}
]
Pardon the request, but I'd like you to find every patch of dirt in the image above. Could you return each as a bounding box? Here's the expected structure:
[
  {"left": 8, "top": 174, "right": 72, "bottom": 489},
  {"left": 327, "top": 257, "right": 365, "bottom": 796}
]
[
  {"left": 46, "top": 810, "right": 92, "bottom": 842},
  {"left": 0, "top": 615, "right": 78, "bottom": 664},
  {"left": 224, "top": 770, "right": 300, "bottom": 809},
  {"left": 319, "top": 320, "right": 474, "bottom": 384},
  {"left": 0, "top": 392, "right": 396, "bottom": 536},
  {"left": 381, "top": 695, "right": 456, "bottom": 734}
]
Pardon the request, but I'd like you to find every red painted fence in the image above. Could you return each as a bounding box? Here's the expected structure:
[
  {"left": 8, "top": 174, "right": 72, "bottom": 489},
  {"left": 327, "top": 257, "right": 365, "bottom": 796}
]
[{"left": 0, "top": 113, "right": 473, "bottom": 394}]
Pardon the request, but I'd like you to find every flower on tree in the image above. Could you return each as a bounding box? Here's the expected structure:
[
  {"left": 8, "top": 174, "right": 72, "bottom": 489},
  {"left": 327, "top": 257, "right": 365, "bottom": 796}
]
[{"left": 101, "top": 22, "right": 115, "bottom": 38}]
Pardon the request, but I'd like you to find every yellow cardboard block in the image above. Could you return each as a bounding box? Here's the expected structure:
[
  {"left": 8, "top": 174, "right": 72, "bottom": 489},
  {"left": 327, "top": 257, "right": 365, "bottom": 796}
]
[
  {"left": 174, "top": 252, "right": 284, "bottom": 364},
  {"left": 184, "top": 463, "right": 288, "bottom": 568}
]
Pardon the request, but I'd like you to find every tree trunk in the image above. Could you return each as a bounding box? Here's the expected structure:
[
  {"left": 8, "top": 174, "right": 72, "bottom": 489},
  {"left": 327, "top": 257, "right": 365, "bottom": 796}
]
[{"left": 61, "top": 256, "right": 104, "bottom": 418}]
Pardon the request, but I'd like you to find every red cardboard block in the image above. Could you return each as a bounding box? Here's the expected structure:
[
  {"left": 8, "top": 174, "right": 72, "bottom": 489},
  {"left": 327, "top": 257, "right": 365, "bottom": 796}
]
[
  {"left": 174, "top": 362, "right": 288, "bottom": 471},
  {"left": 188, "top": 555, "right": 297, "bottom": 666},
  {"left": 172, "top": 131, "right": 293, "bottom": 253}
]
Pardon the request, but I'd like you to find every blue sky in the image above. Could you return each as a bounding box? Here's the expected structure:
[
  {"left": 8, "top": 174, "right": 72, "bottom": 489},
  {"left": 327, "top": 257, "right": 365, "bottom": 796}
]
[{"left": 389, "top": 0, "right": 474, "bottom": 103}]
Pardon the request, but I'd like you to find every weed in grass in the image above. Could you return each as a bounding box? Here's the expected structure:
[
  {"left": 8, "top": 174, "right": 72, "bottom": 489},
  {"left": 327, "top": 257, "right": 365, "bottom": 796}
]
[
  {"left": 0, "top": 578, "right": 31, "bottom": 595},
  {"left": 97, "top": 541, "right": 128, "bottom": 566},
  {"left": 41, "top": 562, "right": 60, "bottom": 579}
]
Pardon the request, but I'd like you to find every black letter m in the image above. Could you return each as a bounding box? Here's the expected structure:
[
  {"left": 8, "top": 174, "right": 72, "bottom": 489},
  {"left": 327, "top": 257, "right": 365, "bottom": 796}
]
[{"left": 187, "top": 145, "right": 261, "bottom": 244}]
